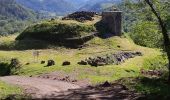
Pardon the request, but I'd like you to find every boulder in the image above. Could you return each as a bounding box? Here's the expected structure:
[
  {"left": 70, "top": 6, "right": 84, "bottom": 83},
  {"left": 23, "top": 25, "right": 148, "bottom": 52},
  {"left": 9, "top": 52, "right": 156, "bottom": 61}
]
[
  {"left": 135, "top": 52, "right": 143, "bottom": 56},
  {"left": 41, "top": 61, "right": 45, "bottom": 64},
  {"left": 101, "top": 81, "right": 111, "bottom": 87},
  {"left": 62, "top": 61, "right": 71, "bottom": 66},
  {"left": 78, "top": 60, "right": 87, "bottom": 65},
  {"left": 47, "top": 60, "right": 55, "bottom": 66},
  {"left": 25, "top": 63, "right": 30, "bottom": 65}
]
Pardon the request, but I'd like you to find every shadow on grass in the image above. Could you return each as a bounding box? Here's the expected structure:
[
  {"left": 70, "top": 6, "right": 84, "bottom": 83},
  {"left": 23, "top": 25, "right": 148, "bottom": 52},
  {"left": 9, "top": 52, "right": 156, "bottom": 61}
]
[
  {"left": 3, "top": 84, "right": 141, "bottom": 100},
  {"left": 0, "top": 36, "right": 97, "bottom": 50},
  {"left": 0, "top": 40, "right": 50, "bottom": 51},
  {"left": 118, "top": 77, "right": 170, "bottom": 100},
  {"left": 136, "top": 77, "right": 170, "bottom": 100},
  {"left": 48, "top": 84, "right": 140, "bottom": 100}
]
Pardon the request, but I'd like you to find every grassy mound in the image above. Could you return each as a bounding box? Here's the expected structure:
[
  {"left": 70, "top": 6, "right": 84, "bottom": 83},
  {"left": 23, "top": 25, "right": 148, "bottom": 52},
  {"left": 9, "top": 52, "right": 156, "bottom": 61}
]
[{"left": 16, "top": 19, "right": 97, "bottom": 47}]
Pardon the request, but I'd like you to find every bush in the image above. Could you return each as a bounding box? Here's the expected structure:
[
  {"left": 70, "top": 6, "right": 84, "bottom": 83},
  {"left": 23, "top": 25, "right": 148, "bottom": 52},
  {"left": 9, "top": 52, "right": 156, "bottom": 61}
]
[
  {"left": 130, "top": 21, "right": 163, "bottom": 48},
  {"left": 0, "top": 58, "right": 21, "bottom": 76},
  {"left": 0, "top": 63, "right": 11, "bottom": 76}
]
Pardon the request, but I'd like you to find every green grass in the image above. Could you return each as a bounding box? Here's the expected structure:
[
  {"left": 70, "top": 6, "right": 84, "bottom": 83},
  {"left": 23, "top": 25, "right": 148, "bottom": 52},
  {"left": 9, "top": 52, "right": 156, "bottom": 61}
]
[
  {"left": 16, "top": 19, "right": 96, "bottom": 42},
  {"left": 0, "top": 34, "right": 168, "bottom": 99},
  {"left": 0, "top": 81, "right": 23, "bottom": 99},
  {"left": 0, "top": 35, "right": 52, "bottom": 50},
  {"left": 0, "top": 35, "right": 165, "bottom": 84}
]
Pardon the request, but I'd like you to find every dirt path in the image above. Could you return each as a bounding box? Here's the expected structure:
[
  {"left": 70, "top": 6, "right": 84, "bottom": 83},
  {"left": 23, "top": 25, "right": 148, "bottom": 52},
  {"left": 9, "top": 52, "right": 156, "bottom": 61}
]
[
  {"left": 0, "top": 76, "right": 142, "bottom": 99},
  {"left": 0, "top": 76, "right": 80, "bottom": 98}
]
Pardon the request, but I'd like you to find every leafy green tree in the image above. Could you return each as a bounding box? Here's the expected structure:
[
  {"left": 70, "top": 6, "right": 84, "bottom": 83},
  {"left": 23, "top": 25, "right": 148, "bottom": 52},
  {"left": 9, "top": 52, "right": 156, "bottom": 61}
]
[
  {"left": 144, "top": 0, "right": 170, "bottom": 81},
  {"left": 130, "top": 21, "right": 163, "bottom": 48}
]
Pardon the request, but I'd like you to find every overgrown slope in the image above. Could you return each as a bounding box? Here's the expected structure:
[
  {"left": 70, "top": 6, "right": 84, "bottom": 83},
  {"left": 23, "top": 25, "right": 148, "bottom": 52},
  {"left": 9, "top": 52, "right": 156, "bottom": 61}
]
[
  {"left": 0, "top": 0, "right": 37, "bottom": 35},
  {"left": 0, "top": 0, "right": 36, "bottom": 20},
  {"left": 16, "top": 16, "right": 101, "bottom": 47}
]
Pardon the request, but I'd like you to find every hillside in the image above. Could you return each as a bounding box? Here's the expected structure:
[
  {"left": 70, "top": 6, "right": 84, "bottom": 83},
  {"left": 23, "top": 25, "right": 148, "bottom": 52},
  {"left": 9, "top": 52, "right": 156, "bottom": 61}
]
[
  {"left": 79, "top": 0, "right": 121, "bottom": 12},
  {"left": 15, "top": 0, "right": 122, "bottom": 15},
  {"left": 65, "top": 0, "right": 89, "bottom": 9},
  {"left": 0, "top": 0, "right": 38, "bottom": 35},
  {"left": 0, "top": 0, "right": 36, "bottom": 20},
  {"left": 15, "top": 12, "right": 102, "bottom": 48},
  {"left": 0, "top": 33, "right": 167, "bottom": 99},
  {"left": 16, "top": 0, "right": 76, "bottom": 16},
  {"left": 0, "top": 0, "right": 170, "bottom": 99}
]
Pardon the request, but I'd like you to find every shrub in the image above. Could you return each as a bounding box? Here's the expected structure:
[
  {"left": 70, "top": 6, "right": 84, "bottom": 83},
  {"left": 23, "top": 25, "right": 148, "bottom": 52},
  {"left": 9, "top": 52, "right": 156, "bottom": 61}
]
[
  {"left": 0, "top": 63, "right": 11, "bottom": 76},
  {"left": 9, "top": 58, "right": 21, "bottom": 69},
  {"left": 130, "top": 21, "right": 163, "bottom": 48},
  {"left": 0, "top": 58, "right": 21, "bottom": 76}
]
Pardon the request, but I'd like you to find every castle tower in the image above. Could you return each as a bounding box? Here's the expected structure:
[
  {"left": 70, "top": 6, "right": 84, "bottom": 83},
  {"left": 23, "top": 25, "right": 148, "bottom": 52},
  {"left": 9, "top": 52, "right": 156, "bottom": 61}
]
[{"left": 102, "top": 11, "right": 122, "bottom": 36}]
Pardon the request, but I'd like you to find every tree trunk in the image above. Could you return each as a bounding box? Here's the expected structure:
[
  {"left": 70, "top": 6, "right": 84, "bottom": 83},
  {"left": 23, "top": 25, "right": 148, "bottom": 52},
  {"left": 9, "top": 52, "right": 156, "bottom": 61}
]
[{"left": 145, "top": 0, "right": 170, "bottom": 81}]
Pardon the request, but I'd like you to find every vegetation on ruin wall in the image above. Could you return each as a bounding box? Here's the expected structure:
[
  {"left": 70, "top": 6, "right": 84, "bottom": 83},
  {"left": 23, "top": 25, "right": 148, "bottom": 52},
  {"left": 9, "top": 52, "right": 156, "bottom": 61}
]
[{"left": 16, "top": 20, "right": 96, "bottom": 42}]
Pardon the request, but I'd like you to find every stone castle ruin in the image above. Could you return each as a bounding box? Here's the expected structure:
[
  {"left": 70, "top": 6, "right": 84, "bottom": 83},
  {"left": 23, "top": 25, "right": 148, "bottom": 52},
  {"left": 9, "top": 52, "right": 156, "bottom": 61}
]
[
  {"left": 102, "top": 11, "right": 122, "bottom": 36},
  {"left": 17, "top": 11, "right": 123, "bottom": 48},
  {"left": 62, "top": 11, "right": 122, "bottom": 36}
]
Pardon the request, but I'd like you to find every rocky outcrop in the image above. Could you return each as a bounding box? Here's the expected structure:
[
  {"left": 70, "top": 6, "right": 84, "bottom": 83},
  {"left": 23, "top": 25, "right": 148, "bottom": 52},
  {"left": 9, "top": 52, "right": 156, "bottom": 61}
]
[
  {"left": 62, "top": 11, "right": 98, "bottom": 22},
  {"left": 78, "top": 52, "right": 143, "bottom": 67}
]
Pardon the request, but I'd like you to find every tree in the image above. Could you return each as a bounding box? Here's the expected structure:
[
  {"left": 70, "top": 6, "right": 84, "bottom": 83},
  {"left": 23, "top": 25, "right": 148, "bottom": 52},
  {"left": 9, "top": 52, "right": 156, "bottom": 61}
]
[
  {"left": 130, "top": 21, "right": 163, "bottom": 48},
  {"left": 144, "top": 0, "right": 170, "bottom": 81}
]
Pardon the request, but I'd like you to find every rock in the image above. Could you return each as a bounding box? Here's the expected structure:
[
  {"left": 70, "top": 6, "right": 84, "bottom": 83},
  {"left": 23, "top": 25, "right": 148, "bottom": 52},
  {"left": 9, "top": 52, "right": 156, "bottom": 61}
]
[
  {"left": 47, "top": 60, "right": 55, "bottom": 66},
  {"left": 25, "top": 63, "right": 30, "bottom": 65},
  {"left": 62, "top": 61, "right": 71, "bottom": 66},
  {"left": 78, "top": 60, "right": 87, "bottom": 65},
  {"left": 101, "top": 81, "right": 111, "bottom": 87},
  {"left": 117, "top": 45, "right": 121, "bottom": 48},
  {"left": 97, "top": 62, "right": 106, "bottom": 66},
  {"left": 79, "top": 51, "right": 143, "bottom": 67},
  {"left": 72, "top": 80, "right": 78, "bottom": 82},
  {"left": 62, "top": 11, "right": 98, "bottom": 22},
  {"left": 135, "top": 52, "right": 143, "bottom": 56},
  {"left": 41, "top": 61, "right": 45, "bottom": 64}
]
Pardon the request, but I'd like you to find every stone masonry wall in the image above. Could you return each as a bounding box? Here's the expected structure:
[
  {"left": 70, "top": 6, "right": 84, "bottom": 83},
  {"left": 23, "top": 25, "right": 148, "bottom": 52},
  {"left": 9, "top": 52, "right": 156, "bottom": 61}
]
[{"left": 102, "top": 11, "right": 122, "bottom": 36}]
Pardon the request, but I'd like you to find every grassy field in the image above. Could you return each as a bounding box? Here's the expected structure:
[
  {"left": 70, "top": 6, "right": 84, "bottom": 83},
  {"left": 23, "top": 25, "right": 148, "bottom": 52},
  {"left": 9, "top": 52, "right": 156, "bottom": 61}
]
[
  {"left": 0, "top": 34, "right": 168, "bottom": 99},
  {"left": 0, "top": 35, "right": 167, "bottom": 84}
]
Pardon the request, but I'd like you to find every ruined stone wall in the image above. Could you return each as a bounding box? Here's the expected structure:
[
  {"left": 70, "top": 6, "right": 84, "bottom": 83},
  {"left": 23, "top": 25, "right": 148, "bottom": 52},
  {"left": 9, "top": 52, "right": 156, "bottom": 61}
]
[{"left": 102, "top": 11, "right": 122, "bottom": 36}]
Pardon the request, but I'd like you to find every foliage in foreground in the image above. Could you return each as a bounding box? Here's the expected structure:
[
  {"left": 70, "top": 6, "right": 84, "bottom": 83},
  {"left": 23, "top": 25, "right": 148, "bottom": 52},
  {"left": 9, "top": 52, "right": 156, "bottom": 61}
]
[
  {"left": 119, "top": 77, "right": 170, "bottom": 100},
  {"left": 0, "top": 81, "right": 22, "bottom": 99},
  {"left": 130, "top": 21, "right": 163, "bottom": 48},
  {"left": 117, "top": 0, "right": 170, "bottom": 48}
]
